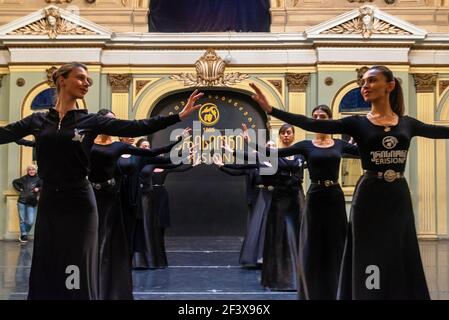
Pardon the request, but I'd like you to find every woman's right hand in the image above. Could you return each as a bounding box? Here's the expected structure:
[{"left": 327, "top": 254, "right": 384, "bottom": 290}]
[
  {"left": 249, "top": 83, "right": 272, "bottom": 113},
  {"left": 179, "top": 90, "right": 204, "bottom": 121},
  {"left": 212, "top": 154, "right": 224, "bottom": 167}
]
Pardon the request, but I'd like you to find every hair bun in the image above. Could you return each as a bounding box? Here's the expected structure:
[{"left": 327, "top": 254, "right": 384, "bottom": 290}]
[{"left": 51, "top": 70, "right": 58, "bottom": 83}]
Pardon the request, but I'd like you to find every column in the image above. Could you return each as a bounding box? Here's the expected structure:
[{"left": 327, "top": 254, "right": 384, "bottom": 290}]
[
  {"left": 108, "top": 74, "right": 132, "bottom": 120},
  {"left": 413, "top": 73, "right": 438, "bottom": 239},
  {"left": 286, "top": 73, "right": 310, "bottom": 142}
]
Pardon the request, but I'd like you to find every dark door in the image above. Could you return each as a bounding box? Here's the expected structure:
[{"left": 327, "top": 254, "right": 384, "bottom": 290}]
[{"left": 149, "top": 88, "right": 268, "bottom": 236}]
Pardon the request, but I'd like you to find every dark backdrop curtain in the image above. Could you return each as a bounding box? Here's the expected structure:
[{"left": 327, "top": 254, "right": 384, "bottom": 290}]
[{"left": 149, "top": 0, "right": 270, "bottom": 32}]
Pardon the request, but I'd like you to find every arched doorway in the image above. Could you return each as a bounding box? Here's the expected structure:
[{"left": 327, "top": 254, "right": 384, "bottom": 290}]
[{"left": 148, "top": 88, "right": 268, "bottom": 236}]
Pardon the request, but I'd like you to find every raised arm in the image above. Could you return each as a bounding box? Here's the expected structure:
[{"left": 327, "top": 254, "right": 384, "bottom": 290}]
[
  {"left": 409, "top": 116, "right": 449, "bottom": 139},
  {"left": 140, "top": 155, "right": 173, "bottom": 167},
  {"left": 219, "top": 164, "right": 259, "bottom": 177},
  {"left": 0, "top": 115, "right": 34, "bottom": 144},
  {"left": 247, "top": 139, "right": 306, "bottom": 158},
  {"left": 96, "top": 114, "right": 180, "bottom": 137},
  {"left": 96, "top": 90, "right": 202, "bottom": 137},
  {"left": 15, "top": 139, "right": 36, "bottom": 147},
  {"left": 249, "top": 82, "right": 350, "bottom": 134},
  {"left": 165, "top": 164, "right": 193, "bottom": 172},
  {"left": 269, "top": 108, "right": 349, "bottom": 135},
  {"left": 124, "top": 136, "right": 182, "bottom": 157},
  {"left": 341, "top": 140, "right": 360, "bottom": 158}
]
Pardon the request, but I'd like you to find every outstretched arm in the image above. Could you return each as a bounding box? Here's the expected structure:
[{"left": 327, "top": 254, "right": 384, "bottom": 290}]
[
  {"left": 250, "top": 82, "right": 350, "bottom": 135},
  {"left": 409, "top": 116, "right": 449, "bottom": 139},
  {"left": 15, "top": 139, "right": 36, "bottom": 147},
  {"left": 96, "top": 91, "right": 202, "bottom": 137},
  {"left": 124, "top": 136, "right": 182, "bottom": 157},
  {"left": 96, "top": 114, "right": 180, "bottom": 137},
  {"left": 0, "top": 115, "right": 34, "bottom": 144},
  {"left": 341, "top": 140, "right": 360, "bottom": 159}
]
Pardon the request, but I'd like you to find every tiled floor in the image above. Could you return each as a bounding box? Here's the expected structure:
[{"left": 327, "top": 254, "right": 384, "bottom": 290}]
[{"left": 0, "top": 237, "right": 448, "bottom": 300}]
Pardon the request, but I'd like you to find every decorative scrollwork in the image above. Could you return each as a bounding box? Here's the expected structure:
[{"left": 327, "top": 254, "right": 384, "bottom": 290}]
[
  {"left": 321, "top": 6, "right": 411, "bottom": 39},
  {"left": 8, "top": 7, "right": 96, "bottom": 39},
  {"left": 170, "top": 49, "right": 249, "bottom": 87}
]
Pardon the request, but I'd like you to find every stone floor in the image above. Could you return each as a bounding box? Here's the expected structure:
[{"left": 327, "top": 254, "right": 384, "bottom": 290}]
[{"left": 0, "top": 237, "right": 448, "bottom": 300}]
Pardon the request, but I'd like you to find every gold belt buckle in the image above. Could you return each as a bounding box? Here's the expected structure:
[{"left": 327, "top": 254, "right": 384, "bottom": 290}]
[
  {"left": 324, "top": 180, "right": 332, "bottom": 187},
  {"left": 383, "top": 170, "right": 397, "bottom": 182}
]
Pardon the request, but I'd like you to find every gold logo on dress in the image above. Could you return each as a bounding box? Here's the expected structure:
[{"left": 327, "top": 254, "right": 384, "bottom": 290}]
[{"left": 199, "top": 103, "right": 220, "bottom": 126}]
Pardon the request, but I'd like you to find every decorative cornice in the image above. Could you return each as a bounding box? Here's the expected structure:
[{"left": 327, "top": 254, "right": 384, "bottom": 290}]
[
  {"left": 170, "top": 49, "right": 249, "bottom": 87},
  {"left": 108, "top": 73, "right": 132, "bottom": 93},
  {"left": 286, "top": 73, "right": 310, "bottom": 92},
  {"left": 413, "top": 73, "right": 437, "bottom": 93},
  {"left": 268, "top": 80, "right": 282, "bottom": 95}
]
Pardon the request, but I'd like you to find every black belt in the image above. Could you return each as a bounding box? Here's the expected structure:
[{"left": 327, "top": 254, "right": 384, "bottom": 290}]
[
  {"left": 91, "top": 178, "right": 116, "bottom": 190},
  {"left": 311, "top": 179, "right": 339, "bottom": 187},
  {"left": 364, "top": 170, "right": 405, "bottom": 182},
  {"left": 256, "top": 184, "right": 274, "bottom": 191}
]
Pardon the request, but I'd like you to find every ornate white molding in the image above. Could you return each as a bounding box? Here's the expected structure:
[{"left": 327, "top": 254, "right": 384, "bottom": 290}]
[
  {"left": 170, "top": 49, "right": 249, "bottom": 87},
  {"left": 306, "top": 5, "right": 427, "bottom": 40},
  {"left": 0, "top": 5, "right": 112, "bottom": 40}
]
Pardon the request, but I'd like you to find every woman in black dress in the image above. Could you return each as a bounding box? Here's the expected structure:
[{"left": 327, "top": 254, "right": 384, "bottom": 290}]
[
  {"left": 134, "top": 149, "right": 195, "bottom": 269},
  {"left": 214, "top": 144, "right": 275, "bottom": 268},
  {"left": 89, "top": 109, "right": 183, "bottom": 299},
  {"left": 261, "top": 105, "right": 359, "bottom": 299},
  {"left": 249, "top": 66, "right": 449, "bottom": 299},
  {"left": 0, "top": 62, "right": 203, "bottom": 300},
  {"left": 132, "top": 134, "right": 194, "bottom": 269},
  {"left": 260, "top": 124, "right": 306, "bottom": 291}
]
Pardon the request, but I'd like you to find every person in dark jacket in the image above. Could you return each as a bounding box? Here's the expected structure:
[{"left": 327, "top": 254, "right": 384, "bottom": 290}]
[{"left": 12, "top": 164, "right": 42, "bottom": 243}]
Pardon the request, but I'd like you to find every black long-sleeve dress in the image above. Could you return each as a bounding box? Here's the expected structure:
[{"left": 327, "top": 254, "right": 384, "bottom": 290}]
[
  {"left": 268, "top": 107, "right": 449, "bottom": 299},
  {"left": 0, "top": 108, "right": 180, "bottom": 300},
  {"left": 262, "top": 154, "right": 306, "bottom": 291},
  {"left": 219, "top": 165, "right": 266, "bottom": 267},
  {"left": 134, "top": 163, "right": 193, "bottom": 269},
  {"left": 89, "top": 141, "right": 178, "bottom": 300},
  {"left": 273, "top": 139, "right": 359, "bottom": 299}
]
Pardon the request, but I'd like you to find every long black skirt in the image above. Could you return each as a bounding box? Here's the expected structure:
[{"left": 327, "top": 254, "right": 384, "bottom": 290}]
[
  {"left": 261, "top": 186, "right": 305, "bottom": 291},
  {"left": 95, "top": 184, "right": 133, "bottom": 300},
  {"left": 239, "top": 188, "right": 271, "bottom": 267},
  {"left": 298, "top": 184, "right": 347, "bottom": 300},
  {"left": 132, "top": 191, "right": 168, "bottom": 269},
  {"left": 151, "top": 186, "right": 171, "bottom": 228},
  {"left": 337, "top": 176, "right": 430, "bottom": 300},
  {"left": 28, "top": 180, "right": 99, "bottom": 300}
]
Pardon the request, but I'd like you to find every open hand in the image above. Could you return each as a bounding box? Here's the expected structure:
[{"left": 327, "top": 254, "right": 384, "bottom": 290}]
[
  {"left": 179, "top": 90, "right": 204, "bottom": 121},
  {"left": 249, "top": 83, "right": 272, "bottom": 113}
]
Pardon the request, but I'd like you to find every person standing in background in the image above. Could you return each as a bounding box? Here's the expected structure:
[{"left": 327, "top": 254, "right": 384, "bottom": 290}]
[{"left": 13, "top": 165, "right": 42, "bottom": 243}]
